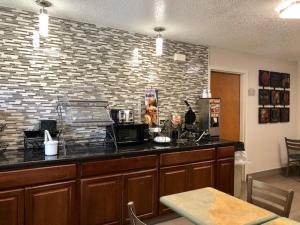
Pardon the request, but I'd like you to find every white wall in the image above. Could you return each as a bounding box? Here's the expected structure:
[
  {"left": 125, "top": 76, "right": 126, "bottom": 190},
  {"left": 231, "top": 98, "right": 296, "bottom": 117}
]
[
  {"left": 209, "top": 47, "right": 298, "bottom": 174},
  {"left": 297, "top": 62, "right": 300, "bottom": 139}
]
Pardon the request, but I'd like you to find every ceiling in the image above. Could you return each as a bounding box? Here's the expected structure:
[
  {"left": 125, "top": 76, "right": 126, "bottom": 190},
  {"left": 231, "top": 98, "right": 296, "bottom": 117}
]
[{"left": 1, "top": 0, "right": 300, "bottom": 61}]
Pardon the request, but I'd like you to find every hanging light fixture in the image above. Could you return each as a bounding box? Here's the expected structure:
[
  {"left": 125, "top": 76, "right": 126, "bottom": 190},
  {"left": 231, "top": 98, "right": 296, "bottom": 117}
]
[
  {"left": 276, "top": 0, "right": 300, "bottom": 19},
  {"left": 36, "top": 0, "right": 52, "bottom": 37},
  {"left": 154, "top": 27, "right": 165, "bottom": 56}
]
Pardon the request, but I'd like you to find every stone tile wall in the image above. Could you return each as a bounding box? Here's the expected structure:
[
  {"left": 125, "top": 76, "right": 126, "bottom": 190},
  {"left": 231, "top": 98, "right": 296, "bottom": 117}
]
[{"left": 0, "top": 6, "right": 208, "bottom": 149}]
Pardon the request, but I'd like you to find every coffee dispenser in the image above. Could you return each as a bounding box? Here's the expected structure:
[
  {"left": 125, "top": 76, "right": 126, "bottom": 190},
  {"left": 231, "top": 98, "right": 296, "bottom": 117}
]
[{"left": 196, "top": 98, "right": 221, "bottom": 137}]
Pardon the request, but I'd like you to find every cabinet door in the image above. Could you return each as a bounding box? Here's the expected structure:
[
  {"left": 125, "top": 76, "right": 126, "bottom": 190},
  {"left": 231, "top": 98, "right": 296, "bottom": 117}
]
[
  {"left": 25, "top": 181, "right": 76, "bottom": 225},
  {"left": 189, "top": 161, "right": 214, "bottom": 190},
  {"left": 123, "top": 169, "right": 157, "bottom": 224},
  {"left": 0, "top": 189, "right": 24, "bottom": 225},
  {"left": 159, "top": 165, "right": 188, "bottom": 214},
  {"left": 216, "top": 157, "right": 234, "bottom": 195},
  {"left": 80, "top": 175, "right": 122, "bottom": 225}
]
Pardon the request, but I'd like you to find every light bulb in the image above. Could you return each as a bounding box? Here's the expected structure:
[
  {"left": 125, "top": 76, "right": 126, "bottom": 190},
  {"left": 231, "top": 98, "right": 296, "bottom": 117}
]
[
  {"left": 155, "top": 35, "right": 163, "bottom": 56},
  {"left": 276, "top": 0, "right": 300, "bottom": 19},
  {"left": 39, "top": 8, "right": 49, "bottom": 37}
]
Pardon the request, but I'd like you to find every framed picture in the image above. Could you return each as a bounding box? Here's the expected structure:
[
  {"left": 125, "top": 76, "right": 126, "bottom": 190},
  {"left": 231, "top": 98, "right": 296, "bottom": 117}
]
[
  {"left": 280, "top": 108, "right": 290, "bottom": 123},
  {"left": 258, "top": 108, "right": 270, "bottom": 124},
  {"left": 270, "top": 90, "right": 281, "bottom": 105},
  {"left": 280, "top": 91, "right": 290, "bottom": 105},
  {"left": 282, "top": 73, "right": 290, "bottom": 89},
  {"left": 258, "top": 89, "right": 270, "bottom": 105},
  {"left": 270, "top": 72, "right": 283, "bottom": 88},
  {"left": 270, "top": 108, "right": 280, "bottom": 123},
  {"left": 259, "top": 70, "right": 270, "bottom": 87}
]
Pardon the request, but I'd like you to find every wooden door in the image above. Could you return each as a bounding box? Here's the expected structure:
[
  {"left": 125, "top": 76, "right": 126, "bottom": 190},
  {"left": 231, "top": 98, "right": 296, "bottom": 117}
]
[
  {"left": 0, "top": 189, "right": 24, "bottom": 225},
  {"left": 159, "top": 165, "right": 188, "bottom": 214},
  {"left": 123, "top": 169, "right": 157, "bottom": 224},
  {"left": 25, "top": 181, "right": 76, "bottom": 225},
  {"left": 80, "top": 175, "right": 122, "bottom": 225},
  {"left": 216, "top": 157, "right": 235, "bottom": 195},
  {"left": 211, "top": 71, "right": 240, "bottom": 141},
  {"left": 188, "top": 161, "right": 214, "bottom": 190}
]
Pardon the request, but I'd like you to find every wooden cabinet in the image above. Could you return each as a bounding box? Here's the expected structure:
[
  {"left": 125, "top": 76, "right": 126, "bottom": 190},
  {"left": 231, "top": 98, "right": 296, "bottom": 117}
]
[
  {"left": 159, "top": 165, "right": 189, "bottom": 214},
  {"left": 123, "top": 170, "right": 157, "bottom": 224},
  {"left": 80, "top": 175, "right": 122, "bottom": 225},
  {"left": 215, "top": 146, "right": 235, "bottom": 195},
  {"left": 188, "top": 161, "right": 214, "bottom": 190},
  {"left": 216, "top": 157, "right": 234, "bottom": 195},
  {"left": 25, "top": 181, "right": 76, "bottom": 225},
  {"left": 159, "top": 160, "right": 215, "bottom": 214},
  {"left": 0, "top": 145, "right": 236, "bottom": 224},
  {"left": 0, "top": 189, "right": 24, "bottom": 225}
]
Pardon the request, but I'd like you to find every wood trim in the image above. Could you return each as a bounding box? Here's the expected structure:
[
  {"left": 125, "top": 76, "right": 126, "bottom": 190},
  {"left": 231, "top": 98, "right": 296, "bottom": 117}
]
[
  {"left": 216, "top": 146, "right": 234, "bottom": 159},
  {"left": 0, "top": 164, "right": 76, "bottom": 189},
  {"left": 81, "top": 155, "right": 158, "bottom": 177},
  {"left": 123, "top": 169, "right": 158, "bottom": 223},
  {"left": 80, "top": 174, "right": 123, "bottom": 225},
  {"left": 0, "top": 188, "right": 24, "bottom": 225},
  {"left": 25, "top": 181, "right": 76, "bottom": 225},
  {"left": 252, "top": 189, "right": 286, "bottom": 206},
  {"left": 160, "top": 149, "right": 214, "bottom": 167},
  {"left": 248, "top": 168, "right": 283, "bottom": 179}
]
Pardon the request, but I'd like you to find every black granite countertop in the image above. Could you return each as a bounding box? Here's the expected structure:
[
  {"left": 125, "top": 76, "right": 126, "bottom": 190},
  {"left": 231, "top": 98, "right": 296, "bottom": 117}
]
[{"left": 0, "top": 140, "right": 238, "bottom": 170}]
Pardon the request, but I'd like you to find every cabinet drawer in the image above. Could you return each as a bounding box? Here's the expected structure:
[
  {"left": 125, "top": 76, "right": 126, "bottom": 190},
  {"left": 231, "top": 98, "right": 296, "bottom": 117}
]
[
  {"left": 217, "top": 146, "right": 235, "bottom": 159},
  {"left": 160, "top": 149, "right": 214, "bottom": 167},
  {"left": 81, "top": 155, "right": 158, "bottom": 177},
  {"left": 0, "top": 164, "right": 76, "bottom": 190}
]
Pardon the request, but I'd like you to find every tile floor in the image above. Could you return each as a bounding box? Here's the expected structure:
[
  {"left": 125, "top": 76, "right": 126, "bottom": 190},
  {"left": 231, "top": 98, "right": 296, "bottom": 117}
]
[{"left": 149, "top": 173, "right": 300, "bottom": 225}]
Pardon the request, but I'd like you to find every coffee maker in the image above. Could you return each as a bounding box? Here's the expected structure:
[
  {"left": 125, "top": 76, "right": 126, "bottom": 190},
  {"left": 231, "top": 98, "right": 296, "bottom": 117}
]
[{"left": 196, "top": 98, "right": 221, "bottom": 138}]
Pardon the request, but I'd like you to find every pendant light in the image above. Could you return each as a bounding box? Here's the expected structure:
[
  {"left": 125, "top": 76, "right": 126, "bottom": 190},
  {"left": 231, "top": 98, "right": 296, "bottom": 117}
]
[
  {"left": 154, "top": 27, "right": 165, "bottom": 56},
  {"left": 276, "top": 0, "right": 300, "bottom": 19},
  {"left": 36, "top": 0, "right": 52, "bottom": 37}
]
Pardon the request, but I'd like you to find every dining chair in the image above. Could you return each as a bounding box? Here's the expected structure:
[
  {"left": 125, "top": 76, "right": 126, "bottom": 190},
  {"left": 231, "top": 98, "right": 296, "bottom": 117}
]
[
  {"left": 128, "top": 202, "right": 147, "bottom": 225},
  {"left": 247, "top": 175, "right": 294, "bottom": 217},
  {"left": 285, "top": 137, "right": 300, "bottom": 176}
]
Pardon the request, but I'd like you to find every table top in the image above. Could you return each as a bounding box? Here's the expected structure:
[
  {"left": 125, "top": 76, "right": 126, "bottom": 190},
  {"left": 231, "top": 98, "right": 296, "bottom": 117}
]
[
  {"left": 160, "top": 187, "right": 278, "bottom": 225},
  {"left": 262, "top": 218, "right": 300, "bottom": 225}
]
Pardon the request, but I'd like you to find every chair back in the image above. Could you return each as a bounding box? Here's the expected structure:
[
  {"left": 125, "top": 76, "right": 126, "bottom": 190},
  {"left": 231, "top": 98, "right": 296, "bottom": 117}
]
[
  {"left": 285, "top": 137, "right": 300, "bottom": 156},
  {"left": 127, "top": 202, "right": 146, "bottom": 225},
  {"left": 247, "top": 176, "right": 294, "bottom": 217}
]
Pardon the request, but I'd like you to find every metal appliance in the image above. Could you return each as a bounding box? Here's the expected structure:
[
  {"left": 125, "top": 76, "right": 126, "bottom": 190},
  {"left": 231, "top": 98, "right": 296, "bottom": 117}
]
[
  {"left": 111, "top": 109, "right": 134, "bottom": 124},
  {"left": 113, "top": 123, "right": 149, "bottom": 146},
  {"left": 196, "top": 98, "right": 221, "bottom": 137}
]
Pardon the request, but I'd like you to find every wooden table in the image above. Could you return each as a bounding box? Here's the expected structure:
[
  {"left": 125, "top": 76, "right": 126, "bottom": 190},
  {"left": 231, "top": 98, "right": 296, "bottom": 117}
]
[
  {"left": 160, "top": 187, "right": 278, "bottom": 225},
  {"left": 262, "top": 217, "right": 300, "bottom": 225}
]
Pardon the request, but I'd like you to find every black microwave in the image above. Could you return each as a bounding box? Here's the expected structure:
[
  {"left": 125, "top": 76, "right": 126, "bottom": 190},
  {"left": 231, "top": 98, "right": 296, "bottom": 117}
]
[{"left": 113, "top": 123, "right": 149, "bottom": 145}]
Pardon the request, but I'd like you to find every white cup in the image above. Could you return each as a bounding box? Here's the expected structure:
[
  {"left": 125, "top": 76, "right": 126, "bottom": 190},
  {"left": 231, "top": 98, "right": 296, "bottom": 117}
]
[
  {"left": 44, "top": 130, "right": 58, "bottom": 156},
  {"left": 45, "top": 141, "right": 58, "bottom": 156}
]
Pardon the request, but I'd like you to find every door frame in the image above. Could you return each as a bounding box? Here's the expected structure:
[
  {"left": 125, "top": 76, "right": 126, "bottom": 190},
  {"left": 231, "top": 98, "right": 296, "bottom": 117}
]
[
  {"left": 209, "top": 66, "right": 248, "bottom": 182},
  {"left": 209, "top": 66, "right": 248, "bottom": 143}
]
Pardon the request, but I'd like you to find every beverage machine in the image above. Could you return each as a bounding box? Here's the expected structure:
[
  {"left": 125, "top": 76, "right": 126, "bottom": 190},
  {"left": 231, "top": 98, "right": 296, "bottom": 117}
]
[{"left": 196, "top": 98, "right": 221, "bottom": 138}]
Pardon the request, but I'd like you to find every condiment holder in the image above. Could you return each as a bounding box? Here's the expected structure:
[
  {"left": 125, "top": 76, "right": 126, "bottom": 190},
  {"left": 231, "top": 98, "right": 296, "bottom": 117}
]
[{"left": 44, "top": 130, "right": 58, "bottom": 156}]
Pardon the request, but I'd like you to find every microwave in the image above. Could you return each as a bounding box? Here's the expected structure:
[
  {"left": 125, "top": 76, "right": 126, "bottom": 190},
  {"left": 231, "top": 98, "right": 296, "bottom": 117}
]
[{"left": 113, "top": 123, "right": 149, "bottom": 145}]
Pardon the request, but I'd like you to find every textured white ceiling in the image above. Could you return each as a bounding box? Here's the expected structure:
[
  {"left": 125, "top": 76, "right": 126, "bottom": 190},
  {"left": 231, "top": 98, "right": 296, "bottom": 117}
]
[{"left": 1, "top": 0, "right": 300, "bottom": 61}]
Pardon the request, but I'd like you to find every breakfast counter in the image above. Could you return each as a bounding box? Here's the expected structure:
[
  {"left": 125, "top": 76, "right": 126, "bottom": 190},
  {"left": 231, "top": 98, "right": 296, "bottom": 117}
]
[
  {"left": 0, "top": 139, "right": 237, "bottom": 170},
  {"left": 0, "top": 139, "right": 237, "bottom": 225}
]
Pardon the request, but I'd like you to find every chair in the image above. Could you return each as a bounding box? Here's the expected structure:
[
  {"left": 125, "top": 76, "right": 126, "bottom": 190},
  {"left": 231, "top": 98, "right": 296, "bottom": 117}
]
[
  {"left": 285, "top": 137, "right": 300, "bottom": 176},
  {"left": 247, "top": 176, "right": 294, "bottom": 217},
  {"left": 128, "top": 202, "right": 146, "bottom": 225}
]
